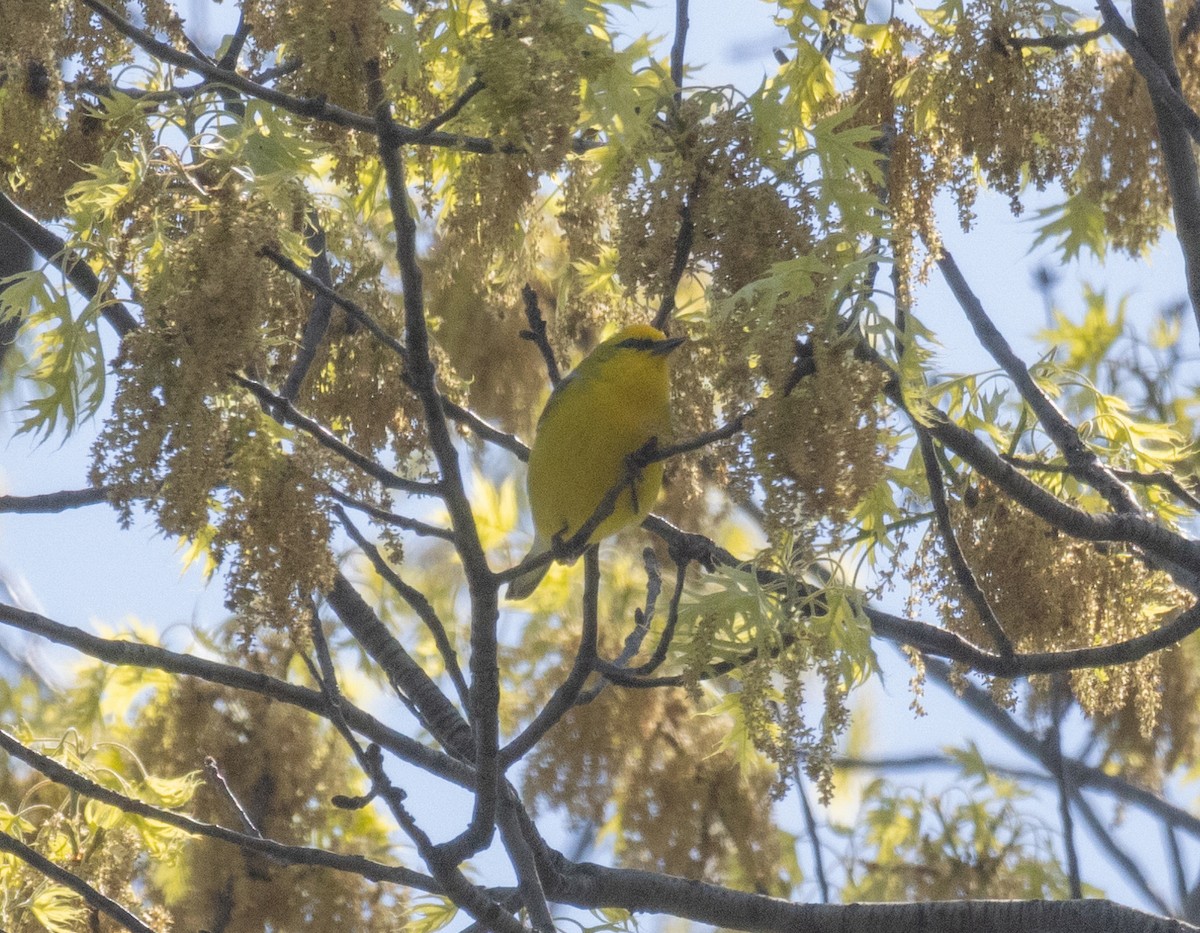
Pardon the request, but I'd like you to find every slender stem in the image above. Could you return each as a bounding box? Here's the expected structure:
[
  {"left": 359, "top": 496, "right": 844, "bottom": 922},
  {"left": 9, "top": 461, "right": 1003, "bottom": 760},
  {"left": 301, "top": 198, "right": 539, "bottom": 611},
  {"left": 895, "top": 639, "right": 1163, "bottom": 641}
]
[
  {"left": 793, "top": 762, "right": 831, "bottom": 904},
  {"left": 499, "top": 548, "right": 600, "bottom": 768},
  {"left": 1046, "top": 678, "right": 1083, "bottom": 898},
  {"left": 0, "top": 190, "right": 138, "bottom": 336},
  {"left": 918, "top": 430, "right": 1015, "bottom": 657},
  {"left": 338, "top": 507, "right": 470, "bottom": 709},
  {"left": 936, "top": 249, "right": 1140, "bottom": 516},
  {"left": 1070, "top": 786, "right": 1173, "bottom": 915},
  {"left": 0, "top": 829, "right": 156, "bottom": 933},
  {"left": 233, "top": 374, "right": 438, "bottom": 495}
]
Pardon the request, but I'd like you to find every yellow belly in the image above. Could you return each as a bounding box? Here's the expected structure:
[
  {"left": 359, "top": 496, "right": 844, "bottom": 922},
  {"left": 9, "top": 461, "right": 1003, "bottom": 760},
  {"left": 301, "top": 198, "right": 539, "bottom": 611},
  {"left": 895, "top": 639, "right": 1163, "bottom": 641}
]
[{"left": 526, "top": 369, "right": 669, "bottom": 546}]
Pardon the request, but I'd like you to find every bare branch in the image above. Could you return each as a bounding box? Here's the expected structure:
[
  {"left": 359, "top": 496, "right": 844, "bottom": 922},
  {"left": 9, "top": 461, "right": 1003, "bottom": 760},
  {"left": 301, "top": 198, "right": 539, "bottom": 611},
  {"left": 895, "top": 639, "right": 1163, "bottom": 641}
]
[
  {"left": 0, "top": 487, "right": 109, "bottom": 513},
  {"left": 547, "top": 859, "right": 1196, "bottom": 932},
  {"left": 78, "top": 0, "right": 504, "bottom": 154},
  {"left": 793, "top": 762, "right": 831, "bottom": 904},
  {"left": 520, "top": 283, "right": 561, "bottom": 386},
  {"left": 918, "top": 429, "right": 1015, "bottom": 657},
  {"left": 0, "top": 728, "right": 433, "bottom": 889},
  {"left": 327, "top": 485, "right": 455, "bottom": 540},
  {"left": 417, "top": 76, "right": 486, "bottom": 137},
  {"left": 0, "top": 600, "right": 473, "bottom": 790},
  {"left": 1046, "top": 677, "right": 1083, "bottom": 898},
  {"left": 204, "top": 755, "right": 264, "bottom": 838},
  {"left": 367, "top": 57, "right": 500, "bottom": 862},
  {"left": 233, "top": 374, "right": 439, "bottom": 496},
  {"left": 652, "top": 175, "right": 698, "bottom": 332},
  {"left": 0, "top": 828, "right": 156, "bottom": 933},
  {"left": 670, "top": 0, "right": 690, "bottom": 99},
  {"left": 936, "top": 249, "right": 1140, "bottom": 515},
  {"left": 923, "top": 657, "right": 1200, "bottom": 839},
  {"left": 0, "top": 190, "right": 138, "bottom": 336},
  {"left": 338, "top": 507, "right": 471, "bottom": 710},
  {"left": 326, "top": 574, "right": 474, "bottom": 759},
  {"left": 1071, "top": 786, "right": 1173, "bottom": 916},
  {"left": 499, "top": 547, "right": 600, "bottom": 768},
  {"left": 1097, "top": 0, "right": 1200, "bottom": 336},
  {"left": 1004, "top": 455, "right": 1200, "bottom": 513}
]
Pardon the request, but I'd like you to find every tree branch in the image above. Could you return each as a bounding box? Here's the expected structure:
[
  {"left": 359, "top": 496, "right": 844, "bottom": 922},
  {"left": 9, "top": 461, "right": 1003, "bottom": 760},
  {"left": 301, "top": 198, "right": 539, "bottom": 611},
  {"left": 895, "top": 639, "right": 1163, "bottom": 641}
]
[
  {"left": 0, "top": 487, "right": 109, "bottom": 513},
  {"left": 338, "top": 507, "right": 470, "bottom": 710},
  {"left": 0, "top": 728, "right": 435, "bottom": 890},
  {"left": 233, "top": 374, "right": 438, "bottom": 496},
  {"left": 78, "top": 0, "right": 505, "bottom": 154},
  {"left": 1070, "top": 785, "right": 1173, "bottom": 916},
  {"left": 0, "top": 190, "right": 138, "bottom": 336},
  {"left": 549, "top": 859, "right": 1197, "bottom": 932},
  {"left": 1096, "top": 0, "right": 1200, "bottom": 337},
  {"left": 0, "top": 600, "right": 473, "bottom": 790},
  {"left": 936, "top": 249, "right": 1141, "bottom": 515},
  {"left": 367, "top": 58, "right": 500, "bottom": 862},
  {"left": 499, "top": 548, "right": 600, "bottom": 768},
  {"left": 917, "top": 429, "right": 1015, "bottom": 657},
  {"left": 0, "top": 828, "right": 156, "bottom": 933}
]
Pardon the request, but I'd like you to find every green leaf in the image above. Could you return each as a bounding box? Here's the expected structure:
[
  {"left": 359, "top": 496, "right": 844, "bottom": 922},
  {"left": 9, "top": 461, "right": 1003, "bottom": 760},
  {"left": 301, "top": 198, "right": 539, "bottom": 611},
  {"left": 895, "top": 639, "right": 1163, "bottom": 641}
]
[{"left": 1032, "top": 193, "right": 1107, "bottom": 262}]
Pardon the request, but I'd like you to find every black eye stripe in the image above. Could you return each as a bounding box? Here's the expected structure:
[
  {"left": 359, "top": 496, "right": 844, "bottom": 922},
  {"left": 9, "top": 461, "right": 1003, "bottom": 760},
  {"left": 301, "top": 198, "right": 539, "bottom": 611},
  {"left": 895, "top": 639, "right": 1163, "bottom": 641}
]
[{"left": 615, "top": 338, "right": 659, "bottom": 351}]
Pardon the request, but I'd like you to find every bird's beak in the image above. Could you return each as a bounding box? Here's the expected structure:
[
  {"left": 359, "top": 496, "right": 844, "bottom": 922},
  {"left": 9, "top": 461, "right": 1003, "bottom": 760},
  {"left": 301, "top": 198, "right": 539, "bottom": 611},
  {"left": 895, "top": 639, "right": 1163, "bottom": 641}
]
[{"left": 653, "top": 335, "right": 686, "bottom": 355}]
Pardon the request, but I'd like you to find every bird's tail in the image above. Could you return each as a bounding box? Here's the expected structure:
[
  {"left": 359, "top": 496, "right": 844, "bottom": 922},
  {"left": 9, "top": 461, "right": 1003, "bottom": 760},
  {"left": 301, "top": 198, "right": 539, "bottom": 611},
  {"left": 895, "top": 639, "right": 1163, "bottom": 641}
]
[{"left": 506, "top": 537, "right": 550, "bottom": 600}]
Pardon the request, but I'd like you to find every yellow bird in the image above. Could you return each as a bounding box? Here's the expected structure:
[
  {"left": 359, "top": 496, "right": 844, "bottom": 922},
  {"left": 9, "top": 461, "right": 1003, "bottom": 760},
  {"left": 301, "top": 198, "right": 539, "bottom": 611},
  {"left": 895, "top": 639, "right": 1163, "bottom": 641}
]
[{"left": 507, "top": 323, "right": 684, "bottom": 600}]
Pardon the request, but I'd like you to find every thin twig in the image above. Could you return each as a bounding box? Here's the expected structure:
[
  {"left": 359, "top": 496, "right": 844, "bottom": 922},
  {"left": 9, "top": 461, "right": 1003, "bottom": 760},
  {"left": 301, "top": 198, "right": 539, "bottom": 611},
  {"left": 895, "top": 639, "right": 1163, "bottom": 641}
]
[
  {"left": 204, "top": 755, "right": 264, "bottom": 838},
  {"left": 263, "top": 243, "right": 525, "bottom": 456},
  {"left": 652, "top": 174, "right": 698, "bottom": 332},
  {"left": 0, "top": 600, "right": 473, "bottom": 788},
  {"left": 0, "top": 828, "right": 156, "bottom": 933},
  {"left": 311, "top": 616, "right": 528, "bottom": 933},
  {"left": 0, "top": 727, "right": 437, "bottom": 889},
  {"left": 233, "top": 374, "right": 439, "bottom": 496},
  {"left": 936, "top": 249, "right": 1141, "bottom": 516},
  {"left": 1046, "top": 677, "right": 1082, "bottom": 898},
  {"left": 0, "top": 190, "right": 138, "bottom": 336},
  {"left": 918, "top": 430, "right": 1015, "bottom": 657},
  {"left": 338, "top": 506, "right": 471, "bottom": 710},
  {"left": 499, "top": 548, "right": 600, "bottom": 768},
  {"left": 216, "top": 9, "right": 250, "bottom": 70},
  {"left": 1168, "top": 824, "right": 1190, "bottom": 912},
  {"left": 520, "top": 283, "right": 561, "bottom": 385},
  {"left": 79, "top": 0, "right": 510, "bottom": 154},
  {"left": 598, "top": 554, "right": 687, "bottom": 677},
  {"left": 327, "top": 486, "right": 454, "bottom": 540},
  {"left": 1003, "top": 455, "right": 1200, "bottom": 512},
  {"left": 921, "top": 657, "right": 1200, "bottom": 839},
  {"left": 856, "top": 337, "right": 1200, "bottom": 581},
  {"left": 1070, "top": 786, "right": 1173, "bottom": 915},
  {"left": 259, "top": 244, "right": 409, "bottom": 362},
  {"left": 417, "top": 76, "right": 486, "bottom": 137},
  {"left": 792, "top": 762, "right": 831, "bottom": 904}
]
